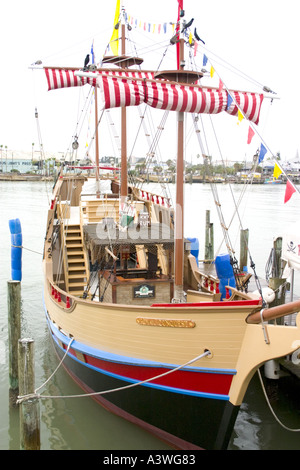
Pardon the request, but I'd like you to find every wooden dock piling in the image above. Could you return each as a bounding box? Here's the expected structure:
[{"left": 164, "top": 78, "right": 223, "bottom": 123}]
[
  {"left": 18, "top": 338, "right": 40, "bottom": 450},
  {"left": 205, "top": 210, "right": 214, "bottom": 262},
  {"left": 7, "top": 280, "right": 21, "bottom": 398},
  {"left": 240, "top": 229, "right": 249, "bottom": 271}
]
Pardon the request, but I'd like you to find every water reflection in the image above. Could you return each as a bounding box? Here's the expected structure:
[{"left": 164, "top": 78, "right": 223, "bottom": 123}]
[{"left": 1, "top": 181, "right": 300, "bottom": 450}]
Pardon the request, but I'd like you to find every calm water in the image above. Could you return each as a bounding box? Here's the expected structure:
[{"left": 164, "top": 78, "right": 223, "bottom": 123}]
[{"left": 1, "top": 180, "right": 300, "bottom": 450}]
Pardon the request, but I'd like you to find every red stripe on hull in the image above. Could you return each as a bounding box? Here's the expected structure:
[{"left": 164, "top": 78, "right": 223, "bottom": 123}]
[
  {"left": 65, "top": 346, "right": 233, "bottom": 395},
  {"left": 152, "top": 299, "right": 261, "bottom": 307}
]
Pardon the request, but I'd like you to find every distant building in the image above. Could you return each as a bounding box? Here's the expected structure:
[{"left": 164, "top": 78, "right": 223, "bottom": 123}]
[
  {"left": 0, "top": 152, "right": 36, "bottom": 173},
  {"left": 0, "top": 150, "right": 55, "bottom": 173}
]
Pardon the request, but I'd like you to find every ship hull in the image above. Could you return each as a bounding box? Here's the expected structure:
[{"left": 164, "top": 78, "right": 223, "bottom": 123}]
[{"left": 47, "top": 314, "right": 239, "bottom": 450}]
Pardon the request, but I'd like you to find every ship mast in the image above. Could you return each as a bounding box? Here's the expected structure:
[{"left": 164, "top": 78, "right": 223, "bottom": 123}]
[
  {"left": 174, "top": 32, "right": 185, "bottom": 302},
  {"left": 156, "top": 8, "right": 201, "bottom": 301},
  {"left": 120, "top": 16, "right": 127, "bottom": 206},
  {"left": 94, "top": 85, "right": 100, "bottom": 198},
  {"left": 102, "top": 5, "right": 143, "bottom": 206}
]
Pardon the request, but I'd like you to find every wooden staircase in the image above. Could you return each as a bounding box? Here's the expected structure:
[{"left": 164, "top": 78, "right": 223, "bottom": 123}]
[{"left": 63, "top": 223, "right": 89, "bottom": 297}]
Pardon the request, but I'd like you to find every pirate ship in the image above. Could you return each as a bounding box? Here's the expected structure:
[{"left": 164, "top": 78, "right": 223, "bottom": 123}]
[{"left": 40, "top": 0, "right": 300, "bottom": 449}]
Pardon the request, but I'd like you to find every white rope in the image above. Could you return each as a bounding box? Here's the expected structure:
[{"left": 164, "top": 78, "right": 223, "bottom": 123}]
[
  {"left": 257, "top": 368, "right": 300, "bottom": 432},
  {"left": 35, "top": 337, "right": 75, "bottom": 394},
  {"left": 17, "top": 336, "right": 75, "bottom": 405},
  {"left": 18, "top": 348, "right": 210, "bottom": 403},
  {"left": 11, "top": 244, "right": 43, "bottom": 256}
]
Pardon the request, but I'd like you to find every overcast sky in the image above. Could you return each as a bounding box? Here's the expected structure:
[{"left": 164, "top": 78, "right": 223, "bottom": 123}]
[{"left": 1, "top": 0, "right": 299, "bottom": 164}]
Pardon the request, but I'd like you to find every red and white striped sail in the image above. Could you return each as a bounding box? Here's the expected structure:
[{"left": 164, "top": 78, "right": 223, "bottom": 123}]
[
  {"left": 44, "top": 67, "right": 263, "bottom": 124},
  {"left": 44, "top": 67, "right": 155, "bottom": 91},
  {"left": 97, "top": 74, "right": 264, "bottom": 124}
]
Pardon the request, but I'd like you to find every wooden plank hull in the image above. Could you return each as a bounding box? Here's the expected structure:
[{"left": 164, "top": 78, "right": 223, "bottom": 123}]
[
  {"left": 48, "top": 315, "right": 239, "bottom": 450},
  {"left": 43, "top": 284, "right": 300, "bottom": 449}
]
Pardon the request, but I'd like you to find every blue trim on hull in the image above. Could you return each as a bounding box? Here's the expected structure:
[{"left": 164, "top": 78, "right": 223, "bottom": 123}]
[
  {"left": 45, "top": 309, "right": 232, "bottom": 401},
  {"left": 44, "top": 300, "right": 240, "bottom": 450}
]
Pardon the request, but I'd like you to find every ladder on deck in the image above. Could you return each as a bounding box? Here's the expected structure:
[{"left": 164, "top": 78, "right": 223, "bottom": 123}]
[{"left": 63, "top": 223, "right": 89, "bottom": 297}]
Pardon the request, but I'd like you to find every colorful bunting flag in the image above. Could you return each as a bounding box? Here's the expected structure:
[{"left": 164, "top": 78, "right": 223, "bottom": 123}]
[
  {"left": 210, "top": 66, "right": 215, "bottom": 78},
  {"left": 226, "top": 94, "right": 233, "bottom": 110},
  {"left": 284, "top": 179, "right": 296, "bottom": 204},
  {"left": 218, "top": 80, "right": 224, "bottom": 92},
  {"left": 247, "top": 126, "right": 255, "bottom": 144},
  {"left": 109, "top": 0, "right": 120, "bottom": 56},
  {"left": 273, "top": 163, "right": 282, "bottom": 179},
  {"left": 237, "top": 110, "right": 244, "bottom": 124},
  {"left": 203, "top": 54, "right": 208, "bottom": 66},
  {"left": 194, "top": 41, "right": 198, "bottom": 57},
  {"left": 176, "top": 1, "right": 181, "bottom": 69},
  {"left": 91, "top": 41, "right": 95, "bottom": 64},
  {"left": 258, "top": 143, "right": 267, "bottom": 163},
  {"left": 123, "top": 15, "right": 175, "bottom": 36}
]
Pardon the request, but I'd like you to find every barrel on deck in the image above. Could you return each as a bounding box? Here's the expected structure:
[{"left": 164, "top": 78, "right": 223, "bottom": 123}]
[
  {"left": 215, "top": 253, "right": 236, "bottom": 300},
  {"left": 188, "top": 237, "right": 199, "bottom": 266}
]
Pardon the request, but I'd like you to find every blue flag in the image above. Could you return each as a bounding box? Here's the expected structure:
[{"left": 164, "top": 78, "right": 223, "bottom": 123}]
[
  {"left": 203, "top": 54, "right": 208, "bottom": 66},
  {"left": 258, "top": 144, "right": 267, "bottom": 163},
  {"left": 226, "top": 94, "right": 233, "bottom": 110},
  {"left": 91, "top": 42, "right": 95, "bottom": 64}
]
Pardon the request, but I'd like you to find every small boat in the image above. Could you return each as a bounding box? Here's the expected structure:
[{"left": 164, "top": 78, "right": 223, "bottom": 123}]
[
  {"left": 264, "top": 176, "right": 282, "bottom": 184},
  {"left": 37, "top": 0, "right": 300, "bottom": 450}
]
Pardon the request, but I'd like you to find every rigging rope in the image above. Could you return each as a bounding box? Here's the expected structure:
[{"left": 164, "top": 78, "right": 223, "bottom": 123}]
[
  {"left": 17, "top": 345, "right": 210, "bottom": 403},
  {"left": 192, "top": 112, "right": 265, "bottom": 297}
]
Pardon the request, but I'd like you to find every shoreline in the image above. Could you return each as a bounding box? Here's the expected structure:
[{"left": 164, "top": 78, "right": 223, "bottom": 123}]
[{"left": 0, "top": 174, "right": 54, "bottom": 181}]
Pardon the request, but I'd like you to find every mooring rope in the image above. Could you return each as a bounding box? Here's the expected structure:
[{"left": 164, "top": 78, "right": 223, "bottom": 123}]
[
  {"left": 16, "top": 336, "right": 75, "bottom": 405},
  {"left": 17, "top": 346, "right": 210, "bottom": 404},
  {"left": 35, "top": 337, "right": 75, "bottom": 394},
  {"left": 11, "top": 244, "right": 43, "bottom": 256},
  {"left": 257, "top": 368, "right": 300, "bottom": 432},
  {"left": 17, "top": 339, "right": 300, "bottom": 435}
]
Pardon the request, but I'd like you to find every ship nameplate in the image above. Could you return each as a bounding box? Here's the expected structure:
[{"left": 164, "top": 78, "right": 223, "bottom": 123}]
[{"left": 136, "top": 317, "right": 196, "bottom": 328}]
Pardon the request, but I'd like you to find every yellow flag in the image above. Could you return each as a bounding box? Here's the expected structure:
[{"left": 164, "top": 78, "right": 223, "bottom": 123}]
[
  {"left": 189, "top": 32, "right": 193, "bottom": 44},
  {"left": 210, "top": 66, "right": 215, "bottom": 78},
  {"left": 109, "top": 0, "right": 121, "bottom": 56},
  {"left": 273, "top": 162, "right": 282, "bottom": 179},
  {"left": 237, "top": 109, "right": 244, "bottom": 124}
]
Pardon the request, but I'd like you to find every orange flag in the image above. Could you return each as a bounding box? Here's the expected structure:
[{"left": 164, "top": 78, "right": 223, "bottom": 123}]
[{"left": 284, "top": 179, "right": 296, "bottom": 204}]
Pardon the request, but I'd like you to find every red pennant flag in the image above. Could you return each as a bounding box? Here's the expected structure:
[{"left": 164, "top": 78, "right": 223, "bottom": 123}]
[
  {"left": 247, "top": 126, "right": 255, "bottom": 144},
  {"left": 218, "top": 80, "right": 224, "bottom": 92},
  {"left": 284, "top": 179, "right": 296, "bottom": 204},
  {"left": 194, "top": 40, "right": 198, "bottom": 57}
]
